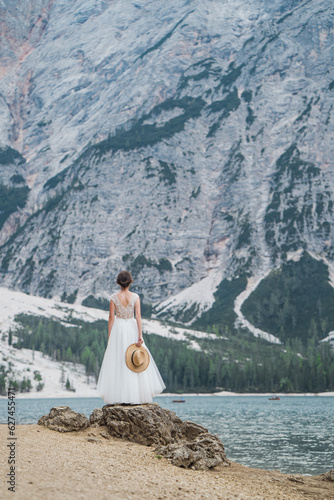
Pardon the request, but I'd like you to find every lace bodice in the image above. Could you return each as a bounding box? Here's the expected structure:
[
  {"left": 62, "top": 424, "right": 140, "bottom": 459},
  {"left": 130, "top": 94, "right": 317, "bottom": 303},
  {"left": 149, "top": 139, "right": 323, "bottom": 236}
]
[{"left": 111, "top": 292, "right": 139, "bottom": 319}]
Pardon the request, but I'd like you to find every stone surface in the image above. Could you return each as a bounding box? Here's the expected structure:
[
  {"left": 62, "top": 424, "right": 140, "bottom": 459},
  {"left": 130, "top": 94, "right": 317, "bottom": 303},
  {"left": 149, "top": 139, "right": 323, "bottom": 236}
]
[
  {"left": 102, "top": 403, "right": 185, "bottom": 446},
  {"left": 85, "top": 437, "right": 102, "bottom": 444},
  {"left": 99, "top": 431, "right": 111, "bottom": 440},
  {"left": 89, "top": 408, "right": 105, "bottom": 426},
  {"left": 154, "top": 433, "right": 228, "bottom": 470},
  {"left": 37, "top": 406, "right": 90, "bottom": 432},
  {"left": 101, "top": 403, "right": 228, "bottom": 470},
  {"left": 287, "top": 475, "right": 305, "bottom": 484},
  {"left": 321, "top": 469, "right": 334, "bottom": 481}
]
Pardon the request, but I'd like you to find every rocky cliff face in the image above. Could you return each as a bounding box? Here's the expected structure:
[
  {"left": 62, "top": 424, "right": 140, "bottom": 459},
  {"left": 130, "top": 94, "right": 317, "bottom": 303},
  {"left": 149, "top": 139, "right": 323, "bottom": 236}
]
[{"left": 0, "top": 0, "right": 333, "bottom": 328}]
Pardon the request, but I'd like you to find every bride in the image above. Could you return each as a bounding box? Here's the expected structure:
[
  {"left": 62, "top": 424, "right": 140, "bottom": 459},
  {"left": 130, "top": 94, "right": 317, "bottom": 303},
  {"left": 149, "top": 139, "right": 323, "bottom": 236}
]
[{"left": 96, "top": 270, "right": 166, "bottom": 404}]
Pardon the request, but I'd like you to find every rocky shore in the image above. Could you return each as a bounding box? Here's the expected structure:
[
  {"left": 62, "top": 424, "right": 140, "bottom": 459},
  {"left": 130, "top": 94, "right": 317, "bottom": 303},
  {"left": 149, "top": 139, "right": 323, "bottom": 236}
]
[
  {"left": 1, "top": 404, "right": 333, "bottom": 499},
  {"left": 38, "top": 403, "right": 228, "bottom": 470}
]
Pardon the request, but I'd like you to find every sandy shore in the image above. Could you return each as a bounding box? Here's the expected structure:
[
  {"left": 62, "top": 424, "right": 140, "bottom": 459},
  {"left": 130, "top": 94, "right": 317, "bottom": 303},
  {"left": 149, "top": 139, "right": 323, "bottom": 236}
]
[{"left": 0, "top": 424, "right": 332, "bottom": 500}]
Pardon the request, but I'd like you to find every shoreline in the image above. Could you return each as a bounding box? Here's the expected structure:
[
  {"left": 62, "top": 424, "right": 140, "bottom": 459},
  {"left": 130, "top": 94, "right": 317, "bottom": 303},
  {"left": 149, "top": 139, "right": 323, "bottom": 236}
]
[
  {"left": 1, "top": 390, "right": 334, "bottom": 399},
  {"left": 0, "top": 423, "right": 332, "bottom": 500}
]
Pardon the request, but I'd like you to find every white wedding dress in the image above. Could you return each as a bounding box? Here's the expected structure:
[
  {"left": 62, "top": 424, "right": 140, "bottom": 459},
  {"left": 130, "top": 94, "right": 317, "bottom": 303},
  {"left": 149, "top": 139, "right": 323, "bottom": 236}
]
[{"left": 96, "top": 291, "right": 166, "bottom": 404}]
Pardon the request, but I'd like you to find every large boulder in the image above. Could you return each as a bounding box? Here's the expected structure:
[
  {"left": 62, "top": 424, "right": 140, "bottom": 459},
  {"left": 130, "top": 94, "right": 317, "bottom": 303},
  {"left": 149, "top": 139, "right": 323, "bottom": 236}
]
[
  {"left": 38, "top": 406, "right": 90, "bottom": 432},
  {"left": 102, "top": 403, "right": 185, "bottom": 445},
  {"left": 101, "top": 403, "right": 228, "bottom": 470}
]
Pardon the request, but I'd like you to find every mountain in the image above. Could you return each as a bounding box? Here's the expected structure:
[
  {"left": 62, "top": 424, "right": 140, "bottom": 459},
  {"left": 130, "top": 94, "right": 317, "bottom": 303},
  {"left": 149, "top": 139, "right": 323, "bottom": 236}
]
[{"left": 0, "top": 0, "right": 334, "bottom": 343}]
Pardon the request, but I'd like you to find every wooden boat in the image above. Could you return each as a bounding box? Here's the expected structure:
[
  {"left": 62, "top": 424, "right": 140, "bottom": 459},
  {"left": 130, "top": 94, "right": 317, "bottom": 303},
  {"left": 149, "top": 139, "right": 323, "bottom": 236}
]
[{"left": 172, "top": 399, "right": 185, "bottom": 403}]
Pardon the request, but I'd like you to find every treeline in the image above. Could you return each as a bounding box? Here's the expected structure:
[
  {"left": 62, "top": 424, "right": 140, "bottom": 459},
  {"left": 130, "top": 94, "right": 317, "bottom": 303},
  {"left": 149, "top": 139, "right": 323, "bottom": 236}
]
[
  {"left": 13, "top": 314, "right": 106, "bottom": 379},
  {"left": 0, "top": 365, "right": 44, "bottom": 396},
  {"left": 149, "top": 333, "right": 334, "bottom": 393},
  {"left": 10, "top": 314, "right": 334, "bottom": 393},
  {"left": 241, "top": 252, "right": 334, "bottom": 344}
]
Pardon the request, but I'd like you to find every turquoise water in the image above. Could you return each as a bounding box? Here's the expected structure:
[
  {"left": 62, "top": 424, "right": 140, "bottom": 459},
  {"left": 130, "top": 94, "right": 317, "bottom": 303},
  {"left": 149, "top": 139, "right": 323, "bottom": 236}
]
[{"left": 1, "top": 395, "right": 333, "bottom": 476}]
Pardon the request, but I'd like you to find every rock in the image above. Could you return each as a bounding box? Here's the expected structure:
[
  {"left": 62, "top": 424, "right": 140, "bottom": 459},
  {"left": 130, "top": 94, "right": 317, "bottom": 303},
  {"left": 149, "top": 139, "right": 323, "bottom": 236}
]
[
  {"left": 37, "top": 406, "right": 90, "bottom": 432},
  {"left": 89, "top": 408, "right": 105, "bottom": 426},
  {"left": 182, "top": 421, "right": 209, "bottom": 441},
  {"left": 154, "top": 433, "right": 228, "bottom": 470},
  {"left": 287, "top": 475, "right": 305, "bottom": 484},
  {"left": 101, "top": 403, "right": 228, "bottom": 470},
  {"left": 38, "top": 403, "right": 228, "bottom": 469},
  {"left": 100, "top": 431, "right": 111, "bottom": 440},
  {"left": 85, "top": 437, "right": 102, "bottom": 444},
  {"left": 102, "top": 403, "right": 187, "bottom": 445},
  {"left": 321, "top": 469, "right": 334, "bottom": 481}
]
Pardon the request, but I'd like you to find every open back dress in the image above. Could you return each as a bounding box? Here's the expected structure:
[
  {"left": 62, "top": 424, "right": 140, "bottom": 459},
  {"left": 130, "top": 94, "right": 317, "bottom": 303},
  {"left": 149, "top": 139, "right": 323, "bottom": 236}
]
[{"left": 96, "top": 291, "right": 166, "bottom": 404}]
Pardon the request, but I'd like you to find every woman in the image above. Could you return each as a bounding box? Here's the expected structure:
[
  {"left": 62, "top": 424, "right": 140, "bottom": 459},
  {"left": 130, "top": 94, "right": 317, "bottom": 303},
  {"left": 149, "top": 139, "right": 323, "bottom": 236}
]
[{"left": 96, "top": 270, "right": 166, "bottom": 404}]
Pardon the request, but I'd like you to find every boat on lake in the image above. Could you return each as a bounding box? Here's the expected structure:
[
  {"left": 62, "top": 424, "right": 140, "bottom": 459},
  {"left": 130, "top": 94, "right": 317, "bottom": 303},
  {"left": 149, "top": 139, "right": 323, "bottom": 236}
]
[
  {"left": 268, "top": 396, "right": 280, "bottom": 400},
  {"left": 172, "top": 398, "right": 185, "bottom": 403}
]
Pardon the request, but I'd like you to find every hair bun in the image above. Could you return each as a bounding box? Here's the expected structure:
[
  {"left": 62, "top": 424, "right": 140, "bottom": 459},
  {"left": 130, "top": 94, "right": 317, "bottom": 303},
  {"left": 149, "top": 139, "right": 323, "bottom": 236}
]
[{"left": 116, "top": 270, "right": 133, "bottom": 288}]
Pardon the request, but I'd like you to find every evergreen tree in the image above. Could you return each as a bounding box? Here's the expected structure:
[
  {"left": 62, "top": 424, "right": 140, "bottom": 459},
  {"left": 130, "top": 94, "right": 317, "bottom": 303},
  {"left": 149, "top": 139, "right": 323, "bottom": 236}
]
[
  {"left": 60, "top": 366, "right": 65, "bottom": 386},
  {"left": 65, "top": 347, "right": 73, "bottom": 362}
]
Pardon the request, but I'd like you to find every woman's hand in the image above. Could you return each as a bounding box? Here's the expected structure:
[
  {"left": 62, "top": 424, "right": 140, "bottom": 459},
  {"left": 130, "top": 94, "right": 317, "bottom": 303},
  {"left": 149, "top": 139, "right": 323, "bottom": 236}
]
[{"left": 136, "top": 338, "right": 143, "bottom": 347}]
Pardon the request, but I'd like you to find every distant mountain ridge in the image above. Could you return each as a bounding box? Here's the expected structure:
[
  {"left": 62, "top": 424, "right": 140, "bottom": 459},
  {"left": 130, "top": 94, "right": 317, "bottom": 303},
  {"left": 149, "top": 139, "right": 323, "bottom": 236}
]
[{"left": 0, "top": 0, "right": 333, "bottom": 342}]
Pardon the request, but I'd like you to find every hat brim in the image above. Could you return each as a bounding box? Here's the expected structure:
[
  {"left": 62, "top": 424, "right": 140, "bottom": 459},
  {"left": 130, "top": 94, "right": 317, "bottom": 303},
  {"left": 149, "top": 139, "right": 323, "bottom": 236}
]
[{"left": 125, "top": 343, "right": 150, "bottom": 373}]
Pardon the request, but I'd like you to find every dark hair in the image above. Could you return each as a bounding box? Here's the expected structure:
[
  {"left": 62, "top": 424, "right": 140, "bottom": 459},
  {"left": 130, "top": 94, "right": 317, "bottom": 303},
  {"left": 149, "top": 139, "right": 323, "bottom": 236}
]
[{"left": 116, "top": 270, "right": 133, "bottom": 289}]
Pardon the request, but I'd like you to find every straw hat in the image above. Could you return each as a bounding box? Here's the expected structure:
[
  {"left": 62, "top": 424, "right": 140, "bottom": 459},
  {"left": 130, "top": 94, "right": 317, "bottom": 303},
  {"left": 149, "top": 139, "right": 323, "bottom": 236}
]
[{"left": 125, "top": 343, "right": 150, "bottom": 373}]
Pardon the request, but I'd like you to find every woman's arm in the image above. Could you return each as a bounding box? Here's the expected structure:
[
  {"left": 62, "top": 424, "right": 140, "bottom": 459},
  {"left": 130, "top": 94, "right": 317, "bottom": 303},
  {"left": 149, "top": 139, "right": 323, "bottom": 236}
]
[
  {"left": 108, "top": 300, "right": 115, "bottom": 342},
  {"left": 135, "top": 296, "right": 143, "bottom": 347}
]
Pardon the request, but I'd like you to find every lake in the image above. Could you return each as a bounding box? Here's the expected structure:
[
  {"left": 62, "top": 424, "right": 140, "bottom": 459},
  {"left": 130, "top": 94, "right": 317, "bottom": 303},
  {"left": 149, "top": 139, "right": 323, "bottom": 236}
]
[{"left": 1, "top": 395, "right": 333, "bottom": 476}]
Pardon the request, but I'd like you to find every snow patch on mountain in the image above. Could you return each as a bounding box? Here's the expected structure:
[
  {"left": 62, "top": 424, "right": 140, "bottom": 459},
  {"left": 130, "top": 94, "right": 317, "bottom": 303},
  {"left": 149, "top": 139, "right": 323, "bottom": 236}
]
[
  {"left": 320, "top": 331, "right": 334, "bottom": 346},
  {"left": 0, "top": 286, "right": 106, "bottom": 334},
  {"left": 234, "top": 272, "right": 281, "bottom": 344},
  {"left": 153, "top": 268, "right": 223, "bottom": 325},
  {"left": 286, "top": 249, "right": 304, "bottom": 262}
]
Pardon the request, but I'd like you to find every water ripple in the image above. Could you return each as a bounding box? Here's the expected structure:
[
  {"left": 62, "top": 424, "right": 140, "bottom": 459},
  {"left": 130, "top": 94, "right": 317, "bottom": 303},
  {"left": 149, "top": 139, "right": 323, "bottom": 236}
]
[{"left": 0, "top": 395, "right": 333, "bottom": 475}]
